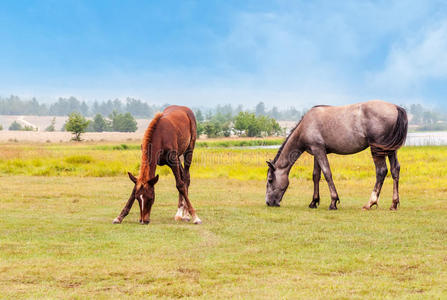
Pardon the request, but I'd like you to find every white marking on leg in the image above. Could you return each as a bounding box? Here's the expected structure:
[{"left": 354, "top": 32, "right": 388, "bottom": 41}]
[
  {"left": 369, "top": 192, "right": 378, "bottom": 205},
  {"left": 180, "top": 206, "right": 190, "bottom": 221},
  {"left": 193, "top": 215, "right": 202, "bottom": 224},
  {"left": 140, "top": 195, "right": 144, "bottom": 214},
  {"left": 175, "top": 207, "right": 183, "bottom": 221}
]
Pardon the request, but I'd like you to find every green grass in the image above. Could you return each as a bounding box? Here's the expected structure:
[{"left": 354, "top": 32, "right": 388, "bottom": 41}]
[{"left": 0, "top": 143, "right": 446, "bottom": 298}]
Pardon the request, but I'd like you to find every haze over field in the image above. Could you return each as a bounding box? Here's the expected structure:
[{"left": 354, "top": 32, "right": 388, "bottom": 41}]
[{"left": 1, "top": 1, "right": 447, "bottom": 109}]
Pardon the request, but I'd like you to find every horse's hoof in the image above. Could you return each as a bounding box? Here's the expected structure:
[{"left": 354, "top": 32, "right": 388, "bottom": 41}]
[
  {"left": 193, "top": 216, "right": 202, "bottom": 224},
  {"left": 182, "top": 216, "right": 191, "bottom": 222},
  {"left": 390, "top": 206, "right": 398, "bottom": 211},
  {"left": 309, "top": 201, "right": 319, "bottom": 209},
  {"left": 112, "top": 218, "right": 121, "bottom": 224},
  {"left": 174, "top": 215, "right": 183, "bottom": 221},
  {"left": 329, "top": 206, "right": 338, "bottom": 210},
  {"left": 140, "top": 220, "right": 150, "bottom": 225},
  {"left": 362, "top": 206, "right": 370, "bottom": 210}
]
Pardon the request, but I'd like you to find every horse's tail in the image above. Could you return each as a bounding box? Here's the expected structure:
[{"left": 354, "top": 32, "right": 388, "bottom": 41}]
[
  {"left": 187, "top": 109, "right": 197, "bottom": 149},
  {"left": 371, "top": 105, "right": 408, "bottom": 156}
]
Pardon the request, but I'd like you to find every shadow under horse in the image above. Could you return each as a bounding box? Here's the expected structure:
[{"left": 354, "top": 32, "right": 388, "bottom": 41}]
[
  {"left": 113, "top": 105, "right": 201, "bottom": 224},
  {"left": 266, "top": 100, "right": 408, "bottom": 210}
]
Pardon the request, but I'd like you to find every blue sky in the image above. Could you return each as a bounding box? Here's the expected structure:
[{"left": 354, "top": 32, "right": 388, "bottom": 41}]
[{"left": 1, "top": 0, "right": 447, "bottom": 109}]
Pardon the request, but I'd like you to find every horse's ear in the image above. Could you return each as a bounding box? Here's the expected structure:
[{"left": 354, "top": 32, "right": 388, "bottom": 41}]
[
  {"left": 148, "top": 174, "right": 159, "bottom": 186},
  {"left": 266, "top": 160, "right": 276, "bottom": 171},
  {"left": 128, "top": 172, "right": 137, "bottom": 183}
]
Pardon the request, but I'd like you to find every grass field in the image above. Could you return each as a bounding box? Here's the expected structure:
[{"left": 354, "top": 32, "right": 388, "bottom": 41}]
[{"left": 0, "top": 142, "right": 446, "bottom": 298}]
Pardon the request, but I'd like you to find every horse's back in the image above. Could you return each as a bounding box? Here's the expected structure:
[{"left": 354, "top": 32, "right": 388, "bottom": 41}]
[
  {"left": 300, "top": 100, "right": 404, "bottom": 155},
  {"left": 157, "top": 105, "right": 196, "bottom": 153}
]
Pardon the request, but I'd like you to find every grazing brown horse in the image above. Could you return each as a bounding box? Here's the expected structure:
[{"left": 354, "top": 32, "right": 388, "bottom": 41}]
[
  {"left": 266, "top": 100, "right": 408, "bottom": 210},
  {"left": 113, "top": 105, "right": 201, "bottom": 224}
]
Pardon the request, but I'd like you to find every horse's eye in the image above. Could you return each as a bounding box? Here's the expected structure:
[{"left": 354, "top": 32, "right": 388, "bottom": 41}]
[{"left": 268, "top": 178, "right": 273, "bottom": 183}]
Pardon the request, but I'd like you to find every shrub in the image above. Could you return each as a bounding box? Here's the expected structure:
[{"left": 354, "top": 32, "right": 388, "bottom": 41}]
[{"left": 9, "top": 121, "right": 23, "bottom": 131}]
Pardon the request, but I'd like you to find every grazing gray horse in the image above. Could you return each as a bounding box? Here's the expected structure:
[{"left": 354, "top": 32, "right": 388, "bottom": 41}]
[{"left": 265, "top": 100, "right": 408, "bottom": 210}]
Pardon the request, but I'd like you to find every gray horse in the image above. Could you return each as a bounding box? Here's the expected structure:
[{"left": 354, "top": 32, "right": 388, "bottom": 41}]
[{"left": 266, "top": 100, "right": 408, "bottom": 210}]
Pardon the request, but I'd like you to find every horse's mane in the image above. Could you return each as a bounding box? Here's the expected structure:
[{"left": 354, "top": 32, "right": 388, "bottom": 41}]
[
  {"left": 137, "top": 112, "right": 163, "bottom": 186},
  {"left": 273, "top": 116, "right": 304, "bottom": 164},
  {"left": 272, "top": 105, "right": 329, "bottom": 164}
]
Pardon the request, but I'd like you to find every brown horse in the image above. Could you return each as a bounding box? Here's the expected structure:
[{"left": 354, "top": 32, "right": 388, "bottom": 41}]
[
  {"left": 266, "top": 100, "right": 408, "bottom": 210},
  {"left": 113, "top": 105, "right": 201, "bottom": 224}
]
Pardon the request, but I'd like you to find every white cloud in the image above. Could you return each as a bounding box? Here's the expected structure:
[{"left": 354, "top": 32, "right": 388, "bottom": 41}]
[{"left": 370, "top": 21, "right": 447, "bottom": 91}]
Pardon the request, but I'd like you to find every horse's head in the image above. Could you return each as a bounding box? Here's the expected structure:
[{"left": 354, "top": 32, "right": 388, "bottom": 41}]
[
  {"left": 265, "top": 160, "right": 289, "bottom": 207},
  {"left": 128, "top": 172, "right": 159, "bottom": 224}
]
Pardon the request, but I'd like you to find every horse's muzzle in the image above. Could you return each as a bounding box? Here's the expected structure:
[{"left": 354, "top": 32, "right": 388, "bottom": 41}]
[{"left": 266, "top": 201, "right": 280, "bottom": 207}]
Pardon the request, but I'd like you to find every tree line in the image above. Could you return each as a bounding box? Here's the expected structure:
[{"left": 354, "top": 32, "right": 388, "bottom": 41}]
[
  {"left": 2, "top": 95, "right": 446, "bottom": 134},
  {"left": 407, "top": 104, "right": 447, "bottom": 131},
  {"left": 0, "top": 95, "right": 164, "bottom": 118},
  {"left": 0, "top": 96, "right": 307, "bottom": 120}
]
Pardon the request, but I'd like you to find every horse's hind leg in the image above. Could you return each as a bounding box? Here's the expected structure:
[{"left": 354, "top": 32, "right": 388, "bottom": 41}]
[
  {"left": 309, "top": 157, "right": 321, "bottom": 208},
  {"left": 363, "top": 154, "right": 387, "bottom": 210},
  {"left": 312, "top": 147, "right": 340, "bottom": 210},
  {"left": 169, "top": 155, "right": 201, "bottom": 224},
  {"left": 388, "top": 151, "right": 400, "bottom": 210}
]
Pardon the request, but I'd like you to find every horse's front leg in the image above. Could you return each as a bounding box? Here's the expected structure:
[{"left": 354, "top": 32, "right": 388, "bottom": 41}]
[
  {"left": 113, "top": 188, "right": 136, "bottom": 224},
  {"left": 312, "top": 148, "right": 340, "bottom": 210},
  {"left": 309, "top": 156, "right": 321, "bottom": 208},
  {"left": 174, "top": 161, "right": 191, "bottom": 222}
]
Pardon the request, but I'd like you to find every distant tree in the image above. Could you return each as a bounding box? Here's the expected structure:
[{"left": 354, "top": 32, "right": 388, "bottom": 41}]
[
  {"left": 80, "top": 101, "right": 89, "bottom": 116},
  {"left": 257, "top": 115, "right": 282, "bottom": 136},
  {"left": 203, "top": 120, "right": 220, "bottom": 138},
  {"left": 0, "top": 95, "right": 48, "bottom": 115},
  {"left": 125, "top": 98, "right": 152, "bottom": 117},
  {"left": 234, "top": 112, "right": 259, "bottom": 137},
  {"left": 65, "top": 112, "right": 90, "bottom": 141},
  {"left": 255, "top": 102, "right": 266, "bottom": 116},
  {"left": 215, "top": 104, "right": 234, "bottom": 118},
  {"left": 45, "top": 117, "right": 56, "bottom": 132},
  {"left": 234, "top": 105, "right": 243, "bottom": 115},
  {"left": 269, "top": 106, "right": 280, "bottom": 119},
  {"left": 9, "top": 121, "right": 23, "bottom": 131},
  {"left": 110, "top": 111, "right": 137, "bottom": 132},
  {"left": 195, "top": 109, "right": 204, "bottom": 122},
  {"left": 49, "top": 96, "right": 83, "bottom": 116},
  {"left": 196, "top": 121, "right": 205, "bottom": 136},
  {"left": 205, "top": 110, "right": 213, "bottom": 120},
  {"left": 91, "top": 114, "right": 111, "bottom": 132},
  {"left": 234, "top": 111, "right": 281, "bottom": 137}
]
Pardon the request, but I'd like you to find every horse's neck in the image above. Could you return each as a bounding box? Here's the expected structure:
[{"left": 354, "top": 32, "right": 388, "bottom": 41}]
[
  {"left": 276, "top": 128, "right": 303, "bottom": 171},
  {"left": 148, "top": 146, "right": 159, "bottom": 179}
]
